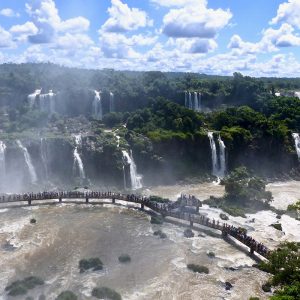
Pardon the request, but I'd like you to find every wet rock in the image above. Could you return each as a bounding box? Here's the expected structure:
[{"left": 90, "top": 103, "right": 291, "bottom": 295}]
[
  {"left": 225, "top": 282, "right": 233, "bottom": 290},
  {"left": 150, "top": 215, "right": 163, "bottom": 225},
  {"left": 92, "top": 287, "right": 122, "bottom": 300},
  {"left": 30, "top": 218, "right": 36, "bottom": 224},
  {"left": 207, "top": 251, "right": 215, "bottom": 258},
  {"left": 270, "top": 223, "right": 282, "bottom": 231},
  {"left": 79, "top": 258, "right": 103, "bottom": 273},
  {"left": 184, "top": 228, "right": 194, "bottom": 238},
  {"left": 56, "top": 291, "right": 78, "bottom": 300},
  {"left": 187, "top": 264, "right": 209, "bottom": 274},
  {"left": 262, "top": 282, "right": 271, "bottom": 292},
  {"left": 118, "top": 254, "right": 131, "bottom": 263},
  {"left": 198, "top": 233, "right": 206, "bottom": 238},
  {"left": 219, "top": 213, "right": 229, "bottom": 221},
  {"left": 153, "top": 230, "right": 167, "bottom": 239}
]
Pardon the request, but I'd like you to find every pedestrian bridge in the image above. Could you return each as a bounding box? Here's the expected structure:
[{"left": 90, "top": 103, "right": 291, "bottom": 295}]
[{"left": 0, "top": 191, "right": 270, "bottom": 259}]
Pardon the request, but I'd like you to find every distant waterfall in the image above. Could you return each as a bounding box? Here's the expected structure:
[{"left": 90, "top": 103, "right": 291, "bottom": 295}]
[
  {"left": 188, "top": 92, "right": 192, "bottom": 109},
  {"left": 73, "top": 135, "right": 86, "bottom": 181},
  {"left": 122, "top": 150, "right": 142, "bottom": 190},
  {"left": 184, "top": 91, "right": 188, "bottom": 107},
  {"left": 28, "top": 89, "right": 42, "bottom": 108},
  {"left": 16, "top": 140, "right": 37, "bottom": 184},
  {"left": 109, "top": 92, "right": 115, "bottom": 113},
  {"left": 93, "top": 90, "right": 102, "bottom": 120},
  {"left": 40, "top": 138, "right": 49, "bottom": 180},
  {"left": 194, "top": 92, "right": 199, "bottom": 111},
  {"left": 207, "top": 132, "right": 226, "bottom": 178},
  {"left": 292, "top": 133, "right": 300, "bottom": 161},
  {"left": 0, "top": 141, "right": 6, "bottom": 179},
  {"left": 294, "top": 92, "right": 300, "bottom": 99},
  {"left": 40, "top": 90, "right": 56, "bottom": 114},
  {"left": 198, "top": 92, "right": 202, "bottom": 111}
]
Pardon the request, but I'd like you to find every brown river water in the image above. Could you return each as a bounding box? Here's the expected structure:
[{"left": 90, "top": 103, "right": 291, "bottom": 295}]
[{"left": 0, "top": 180, "right": 299, "bottom": 300}]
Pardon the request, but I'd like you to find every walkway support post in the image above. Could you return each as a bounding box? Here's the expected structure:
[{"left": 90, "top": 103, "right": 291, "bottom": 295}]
[
  {"left": 141, "top": 203, "right": 144, "bottom": 210},
  {"left": 196, "top": 205, "right": 199, "bottom": 213},
  {"left": 28, "top": 199, "right": 31, "bottom": 206},
  {"left": 59, "top": 197, "right": 62, "bottom": 203},
  {"left": 86, "top": 197, "right": 89, "bottom": 204},
  {"left": 190, "top": 220, "right": 193, "bottom": 227},
  {"left": 112, "top": 198, "right": 115, "bottom": 204}
]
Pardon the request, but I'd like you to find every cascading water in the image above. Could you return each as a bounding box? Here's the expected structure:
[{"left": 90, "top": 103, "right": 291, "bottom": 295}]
[
  {"left": 28, "top": 89, "right": 42, "bottom": 108},
  {"left": 73, "top": 135, "right": 86, "bottom": 182},
  {"left": 207, "top": 132, "right": 226, "bottom": 178},
  {"left": 194, "top": 92, "right": 198, "bottom": 111},
  {"left": 0, "top": 141, "right": 6, "bottom": 180},
  {"left": 122, "top": 150, "right": 142, "bottom": 190},
  {"left": 93, "top": 90, "right": 102, "bottom": 120},
  {"left": 198, "top": 92, "right": 202, "bottom": 111},
  {"left": 294, "top": 92, "right": 300, "bottom": 99},
  {"left": 40, "top": 90, "right": 56, "bottom": 113},
  {"left": 16, "top": 140, "right": 37, "bottom": 184},
  {"left": 218, "top": 135, "right": 226, "bottom": 178},
  {"left": 188, "top": 92, "right": 192, "bottom": 109},
  {"left": 208, "top": 132, "right": 218, "bottom": 177},
  {"left": 109, "top": 92, "right": 115, "bottom": 113},
  {"left": 40, "top": 138, "right": 49, "bottom": 181},
  {"left": 184, "top": 91, "right": 188, "bottom": 107},
  {"left": 292, "top": 133, "right": 300, "bottom": 161}
]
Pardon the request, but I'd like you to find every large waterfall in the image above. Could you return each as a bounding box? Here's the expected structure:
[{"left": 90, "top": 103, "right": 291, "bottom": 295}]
[
  {"left": 40, "top": 138, "right": 49, "bottom": 180},
  {"left": 93, "top": 90, "right": 102, "bottom": 120},
  {"left": 28, "top": 89, "right": 42, "bottom": 108},
  {"left": 185, "top": 91, "right": 202, "bottom": 112},
  {"left": 207, "top": 132, "right": 226, "bottom": 178},
  {"left": 40, "top": 90, "right": 56, "bottom": 114},
  {"left": 110, "top": 92, "right": 115, "bottom": 113},
  {"left": 73, "top": 135, "right": 86, "bottom": 181},
  {"left": 292, "top": 133, "right": 300, "bottom": 161},
  {"left": 122, "top": 150, "right": 142, "bottom": 190},
  {"left": 16, "top": 140, "right": 37, "bottom": 184},
  {"left": 0, "top": 141, "right": 6, "bottom": 179}
]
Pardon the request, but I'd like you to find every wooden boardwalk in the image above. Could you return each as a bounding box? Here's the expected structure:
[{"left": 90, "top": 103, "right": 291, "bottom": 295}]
[{"left": 0, "top": 191, "right": 270, "bottom": 259}]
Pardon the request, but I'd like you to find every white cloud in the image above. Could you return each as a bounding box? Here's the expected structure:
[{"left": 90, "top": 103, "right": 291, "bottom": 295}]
[
  {"left": 161, "top": 1, "right": 232, "bottom": 38},
  {"left": 0, "top": 8, "right": 20, "bottom": 17},
  {"left": 151, "top": 0, "right": 200, "bottom": 7},
  {"left": 102, "top": 0, "right": 152, "bottom": 32},
  {"left": 10, "top": 22, "right": 38, "bottom": 42},
  {"left": 99, "top": 32, "right": 156, "bottom": 58},
  {"left": 0, "top": 26, "right": 14, "bottom": 48},
  {"left": 54, "top": 33, "right": 94, "bottom": 49},
  {"left": 169, "top": 37, "right": 217, "bottom": 53},
  {"left": 228, "top": 23, "right": 300, "bottom": 54},
  {"left": 271, "top": 0, "right": 300, "bottom": 29},
  {"left": 25, "top": 0, "right": 90, "bottom": 44},
  {"left": 59, "top": 17, "right": 90, "bottom": 33}
]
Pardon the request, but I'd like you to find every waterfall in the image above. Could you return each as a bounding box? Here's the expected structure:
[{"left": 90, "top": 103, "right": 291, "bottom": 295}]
[
  {"left": 292, "top": 133, "right": 300, "bottom": 161},
  {"left": 198, "top": 92, "right": 202, "bottom": 111},
  {"left": 207, "top": 132, "right": 226, "bottom": 178},
  {"left": 208, "top": 132, "right": 218, "bottom": 177},
  {"left": 28, "top": 89, "right": 42, "bottom": 108},
  {"left": 188, "top": 92, "right": 192, "bottom": 109},
  {"left": 294, "top": 92, "right": 300, "bottom": 99},
  {"left": 16, "top": 140, "right": 37, "bottom": 184},
  {"left": 40, "top": 90, "right": 56, "bottom": 113},
  {"left": 122, "top": 150, "right": 142, "bottom": 190},
  {"left": 73, "top": 135, "right": 86, "bottom": 181},
  {"left": 40, "top": 138, "right": 49, "bottom": 180},
  {"left": 93, "top": 90, "right": 102, "bottom": 120},
  {"left": 109, "top": 92, "right": 115, "bottom": 113},
  {"left": 218, "top": 135, "right": 226, "bottom": 178},
  {"left": 184, "top": 91, "right": 188, "bottom": 107},
  {"left": 0, "top": 141, "right": 6, "bottom": 180},
  {"left": 194, "top": 92, "right": 198, "bottom": 111}
]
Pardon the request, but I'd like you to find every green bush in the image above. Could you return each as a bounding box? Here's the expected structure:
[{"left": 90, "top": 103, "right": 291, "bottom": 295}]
[
  {"left": 5, "top": 276, "right": 44, "bottom": 296},
  {"left": 118, "top": 254, "right": 131, "bottom": 263},
  {"left": 187, "top": 264, "right": 209, "bottom": 274},
  {"left": 92, "top": 287, "right": 122, "bottom": 300},
  {"left": 150, "top": 215, "right": 163, "bottom": 225},
  {"left": 271, "top": 223, "right": 282, "bottom": 231},
  {"left": 56, "top": 291, "right": 78, "bottom": 300},
  {"left": 79, "top": 258, "right": 103, "bottom": 273}
]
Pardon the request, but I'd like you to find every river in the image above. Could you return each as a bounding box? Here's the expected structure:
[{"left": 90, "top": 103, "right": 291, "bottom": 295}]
[{"left": 0, "top": 180, "right": 299, "bottom": 299}]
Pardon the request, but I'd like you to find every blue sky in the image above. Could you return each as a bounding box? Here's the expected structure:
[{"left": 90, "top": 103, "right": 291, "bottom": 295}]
[{"left": 0, "top": 0, "right": 300, "bottom": 76}]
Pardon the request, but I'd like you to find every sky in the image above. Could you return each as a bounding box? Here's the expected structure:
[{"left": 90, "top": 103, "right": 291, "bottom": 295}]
[{"left": 0, "top": 0, "right": 300, "bottom": 77}]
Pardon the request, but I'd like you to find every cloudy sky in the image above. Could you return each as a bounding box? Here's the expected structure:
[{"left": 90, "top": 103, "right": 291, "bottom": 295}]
[{"left": 1, "top": 0, "right": 300, "bottom": 77}]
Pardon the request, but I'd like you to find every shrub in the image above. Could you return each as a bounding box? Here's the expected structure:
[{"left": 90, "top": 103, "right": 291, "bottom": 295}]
[
  {"left": 271, "top": 223, "right": 282, "bottom": 231},
  {"left": 118, "top": 254, "right": 131, "bottom": 263},
  {"left": 92, "top": 287, "right": 122, "bottom": 300},
  {"left": 187, "top": 264, "right": 209, "bottom": 274},
  {"left": 56, "top": 291, "right": 78, "bottom": 300},
  {"left": 79, "top": 258, "right": 103, "bottom": 273},
  {"left": 150, "top": 215, "right": 163, "bottom": 225},
  {"left": 5, "top": 276, "right": 44, "bottom": 296}
]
